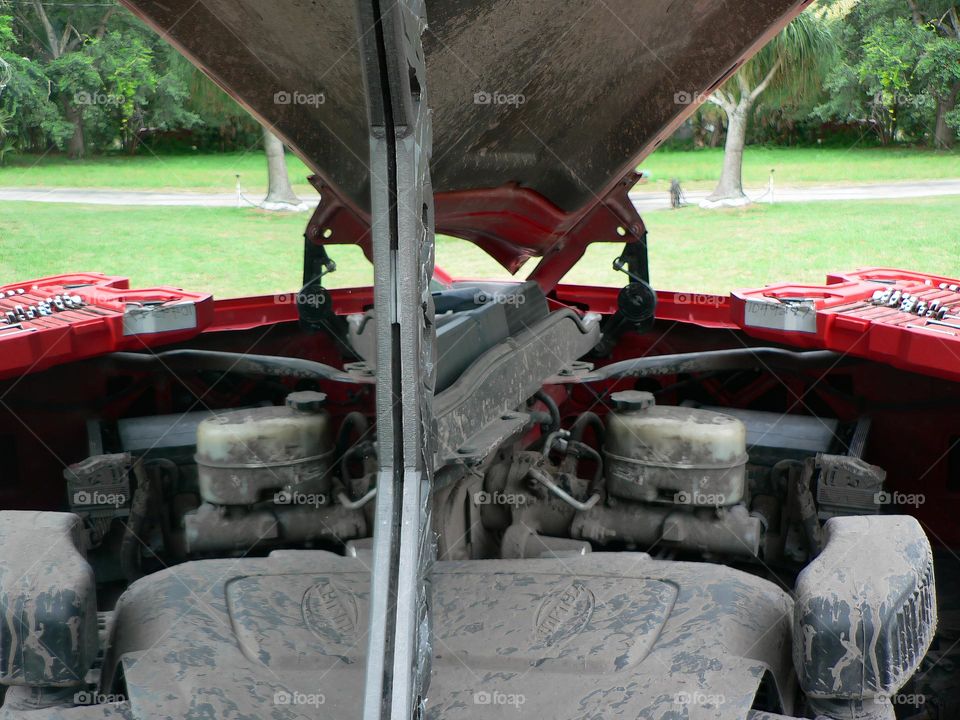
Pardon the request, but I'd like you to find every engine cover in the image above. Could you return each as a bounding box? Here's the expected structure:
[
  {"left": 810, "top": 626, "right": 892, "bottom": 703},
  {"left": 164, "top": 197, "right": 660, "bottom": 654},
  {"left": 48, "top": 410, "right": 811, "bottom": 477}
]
[{"left": 62, "top": 553, "right": 799, "bottom": 719}]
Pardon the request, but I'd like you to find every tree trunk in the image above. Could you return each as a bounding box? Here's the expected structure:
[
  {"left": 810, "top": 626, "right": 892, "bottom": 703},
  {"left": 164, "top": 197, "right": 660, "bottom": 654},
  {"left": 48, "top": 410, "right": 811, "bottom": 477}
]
[
  {"left": 906, "top": 0, "right": 925, "bottom": 27},
  {"left": 709, "top": 123, "right": 723, "bottom": 148},
  {"left": 707, "top": 105, "right": 750, "bottom": 202},
  {"left": 65, "top": 104, "right": 85, "bottom": 159},
  {"left": 262, "top": 127, "right": 300, "bottom": 206},
  {"left": 934, "top": 82, "right": 960, "bottom": 149},
  {"left": 127, "top": 130, "right": 142, "bottom": 156}
]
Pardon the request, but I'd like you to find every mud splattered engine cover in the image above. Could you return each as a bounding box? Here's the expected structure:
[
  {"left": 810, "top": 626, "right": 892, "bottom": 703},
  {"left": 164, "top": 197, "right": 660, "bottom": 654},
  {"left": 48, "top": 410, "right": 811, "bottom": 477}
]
[{"left": 74, "top": 552, "right": 796, "bottom": 719}]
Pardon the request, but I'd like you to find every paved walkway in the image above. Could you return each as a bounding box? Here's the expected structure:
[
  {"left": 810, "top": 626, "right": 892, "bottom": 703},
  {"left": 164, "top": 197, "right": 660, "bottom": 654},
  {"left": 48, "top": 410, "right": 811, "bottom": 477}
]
[
  {"left": 1, "top": 179, "right": 959, "bottom": 211},
  {"left": 629, "top": 179, "right": 960, "bottom": 212},
  {"left": 0, "top": 187, "right": 291, "bottom": 208}
]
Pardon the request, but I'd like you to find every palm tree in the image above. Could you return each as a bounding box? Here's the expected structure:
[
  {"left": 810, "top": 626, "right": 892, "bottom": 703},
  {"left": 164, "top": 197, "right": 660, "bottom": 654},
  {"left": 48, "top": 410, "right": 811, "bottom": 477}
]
[{"left": 703, "top": 10, "right": 835, "bottom": 206}]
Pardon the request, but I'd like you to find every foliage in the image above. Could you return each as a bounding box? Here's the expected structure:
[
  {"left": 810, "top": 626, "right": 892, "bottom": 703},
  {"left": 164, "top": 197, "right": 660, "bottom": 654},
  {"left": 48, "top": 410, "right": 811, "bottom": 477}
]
[
  {"left": 814, "top": 0, "right": 960, "bottom": 145},
  {"left": 0, "top": 2, "right": 245, "bottom": 157},
  {"left": 1, "top": 72, "right": 67, "bottom": 149}
]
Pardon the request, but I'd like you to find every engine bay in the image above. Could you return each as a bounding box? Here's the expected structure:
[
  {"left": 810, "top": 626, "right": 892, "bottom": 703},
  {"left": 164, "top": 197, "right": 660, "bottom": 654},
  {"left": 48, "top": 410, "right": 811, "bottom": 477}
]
[{"left": 0, "top": 278, "right": 956, "bottom": 719}]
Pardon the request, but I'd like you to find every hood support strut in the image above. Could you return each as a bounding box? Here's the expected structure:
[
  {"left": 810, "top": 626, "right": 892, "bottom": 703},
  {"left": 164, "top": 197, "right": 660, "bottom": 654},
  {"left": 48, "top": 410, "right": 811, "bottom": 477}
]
[{"left": 358, "top": 1, "right": 436, "bottom": 719}]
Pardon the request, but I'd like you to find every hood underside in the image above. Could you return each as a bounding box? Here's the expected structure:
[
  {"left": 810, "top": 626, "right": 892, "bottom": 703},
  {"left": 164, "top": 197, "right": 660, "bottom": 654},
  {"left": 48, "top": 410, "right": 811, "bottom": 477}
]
[{"left": 120, "top": 0, "right": 812, "bottom": 280}]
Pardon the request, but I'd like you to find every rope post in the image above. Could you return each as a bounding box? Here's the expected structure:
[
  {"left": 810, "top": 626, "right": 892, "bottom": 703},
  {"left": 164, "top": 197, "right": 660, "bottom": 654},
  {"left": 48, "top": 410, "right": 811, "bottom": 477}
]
[
  {"left": 235, "top": 174, "right": 242, "bottom": 208},
  {"left": 769, "top": 169, "right": 775, "bottom": 205}
]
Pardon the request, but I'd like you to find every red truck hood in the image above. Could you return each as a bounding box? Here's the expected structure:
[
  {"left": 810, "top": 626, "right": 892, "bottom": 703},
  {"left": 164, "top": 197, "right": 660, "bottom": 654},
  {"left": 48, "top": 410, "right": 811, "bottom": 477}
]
[{"left": 120, "top": 0, "right": 812, "bottom": 285}]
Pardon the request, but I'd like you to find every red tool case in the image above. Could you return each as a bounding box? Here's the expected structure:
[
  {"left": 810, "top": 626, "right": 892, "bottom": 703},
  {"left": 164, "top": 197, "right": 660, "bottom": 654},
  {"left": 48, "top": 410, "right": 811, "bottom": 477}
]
[
  {"left": 732, "top": 268, "right": 960, "bottom": 383},
  {"left": 0, "top": 273, "right": 213, "bottom": 380},
  {"left": 4, "top": 268, "right": 960, "bottom": 385}
]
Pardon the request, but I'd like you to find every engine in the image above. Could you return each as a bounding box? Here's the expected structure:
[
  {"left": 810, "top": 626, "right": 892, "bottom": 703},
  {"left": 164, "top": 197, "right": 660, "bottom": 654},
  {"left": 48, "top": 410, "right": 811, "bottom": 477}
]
[{"left": 0, "top": 280, "right": 946, "bottom": 720}]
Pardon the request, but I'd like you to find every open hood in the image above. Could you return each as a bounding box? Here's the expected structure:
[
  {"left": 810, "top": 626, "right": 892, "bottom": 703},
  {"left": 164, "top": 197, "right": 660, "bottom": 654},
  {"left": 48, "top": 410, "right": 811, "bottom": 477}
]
[{"left": 120, "top": 0, "right": 813, "bottom": 285}]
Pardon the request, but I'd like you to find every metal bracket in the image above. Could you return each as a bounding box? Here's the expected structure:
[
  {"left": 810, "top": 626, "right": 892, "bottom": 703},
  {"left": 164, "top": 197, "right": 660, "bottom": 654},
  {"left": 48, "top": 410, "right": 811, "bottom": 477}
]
[
  {"left": 527, "top": 169, "right": 648, "bottom": 289},
  {"left": 450, "top": 411, "right": 532, "bottom": 468}
]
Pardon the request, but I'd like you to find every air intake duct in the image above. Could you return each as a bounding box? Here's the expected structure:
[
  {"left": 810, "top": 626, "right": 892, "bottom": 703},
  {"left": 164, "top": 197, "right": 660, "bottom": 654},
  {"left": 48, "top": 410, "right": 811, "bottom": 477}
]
[{"left": 793, "top": 515, "right": 936, "bottom": 720}]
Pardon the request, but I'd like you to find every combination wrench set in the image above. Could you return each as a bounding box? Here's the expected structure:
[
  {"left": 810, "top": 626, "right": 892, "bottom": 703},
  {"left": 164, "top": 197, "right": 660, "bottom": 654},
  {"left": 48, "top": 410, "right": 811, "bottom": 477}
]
[
  {"left": 864, "top": 282, "right": 960, "bottom": 334},
  {"left": 1, "top": 288, "right": 89, "bottom": 326}
]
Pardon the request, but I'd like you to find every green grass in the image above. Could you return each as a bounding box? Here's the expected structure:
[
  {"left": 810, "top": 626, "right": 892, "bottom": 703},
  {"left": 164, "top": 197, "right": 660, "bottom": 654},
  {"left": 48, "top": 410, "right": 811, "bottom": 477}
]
[
  {"left": 0, "top": 152, "right": 316, "bottom": 196},
  {"left": 2, "top": 197, "right": 958, "bottom": 298},
  {"left": 564, "top": 197, "right": 960, "bottom": 293},
  {"left": 0, "top": 204, "right": 316, "bottom": 297},
  {"left": 637, "top": 146, "right": 960, "bottom": 193},
  {"left": 1, "top": 146, "right": 958, "bottom": 197}
]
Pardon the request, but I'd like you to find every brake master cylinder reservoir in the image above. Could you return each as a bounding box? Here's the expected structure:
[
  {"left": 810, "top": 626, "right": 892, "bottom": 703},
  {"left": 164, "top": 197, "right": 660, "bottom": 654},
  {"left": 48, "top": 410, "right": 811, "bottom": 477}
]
[
  {"left": 603, "top": 391, "right": 747, "bottom": 506},
  {"left": 196, "top": 391, "right": 333, "bottom": 505}
]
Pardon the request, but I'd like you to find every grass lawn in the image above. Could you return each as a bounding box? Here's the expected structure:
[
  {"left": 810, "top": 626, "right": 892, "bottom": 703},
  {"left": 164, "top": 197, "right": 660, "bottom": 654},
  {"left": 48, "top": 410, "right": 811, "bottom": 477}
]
[
  {"left": 566, "top": 197, "right": 960, "bottom": 292},
  {"left": 2, "top": 197, "right": 958, "bottom": 298},
  {"left": 637, "top": 146, "right": 960, "bottom": 193},
  {"left": 0, "top": 152, "right": 316, "bottom": 197},
  {"left": 0, "top": 146, "right": 958, "bottom": 197}
]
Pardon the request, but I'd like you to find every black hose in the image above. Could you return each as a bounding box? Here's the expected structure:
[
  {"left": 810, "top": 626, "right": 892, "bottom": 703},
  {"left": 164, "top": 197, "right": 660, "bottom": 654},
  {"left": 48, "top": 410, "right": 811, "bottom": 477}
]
[
  {"left": 532, "top": 390, "right": 560, "bottom": 431},
  {"left": 336, "top": 412, "right": 370, "bottom": 457},
  {"left": 105, "top": 350, "right": 367, "bottom": 385},
  {"left": 336, "top": 412, "right": 373, "bottom": 485},
  {"left": 561, "top": 348, "right": 844, "bottom": 383},
  {"left": 569, "top": 411, "right": 604, "bottom": 445},
  {"left": 565, "top": 412, "right": 607, "bottom": 500},
  {"left": 566, "top": 440, "right": 603, "bottom": 485}
]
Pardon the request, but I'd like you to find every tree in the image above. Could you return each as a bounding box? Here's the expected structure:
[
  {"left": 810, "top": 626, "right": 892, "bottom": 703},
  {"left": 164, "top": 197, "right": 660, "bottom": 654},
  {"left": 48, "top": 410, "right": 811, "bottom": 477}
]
[
  {"left": 0, "top": 11, "right": 12, "bottom": 154},
  {"left": 704, "top": 10, "right": 835, "bottom": 206},
  {"left": 858, "top": 17, "right": 930, "bottom": 143},
  {"left": 911, "top": 2, "right": 960, "bottom": 148},
  {"left": 177, "top": 56, "right": 258, "bottom": 150},
  {"left": 814, "top": 0, "right": 960, "bottom": 148},
  {"left": 81, "top": 30, "right": 197, "bottom": 154},
  {"left": 3, "top": 2, "right": 193, "bottom": 157},
  {"left": 12, "top": 0, "right": 116, "bottom": 157},
  {"left": 262, "top": 126, "right": 301, "bottom": 208},
  {"left": 1, "top": 8, "right": 71, "bottom": 153}
]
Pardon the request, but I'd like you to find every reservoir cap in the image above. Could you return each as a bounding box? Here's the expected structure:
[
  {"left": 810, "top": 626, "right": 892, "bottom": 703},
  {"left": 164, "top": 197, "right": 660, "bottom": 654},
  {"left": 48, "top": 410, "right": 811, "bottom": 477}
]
[
  {"left": 285, "top": 391, "right": 327, "bottom": 413},
  {"left": 610, "top": 390, "right": 655, "bottom": 412}
]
